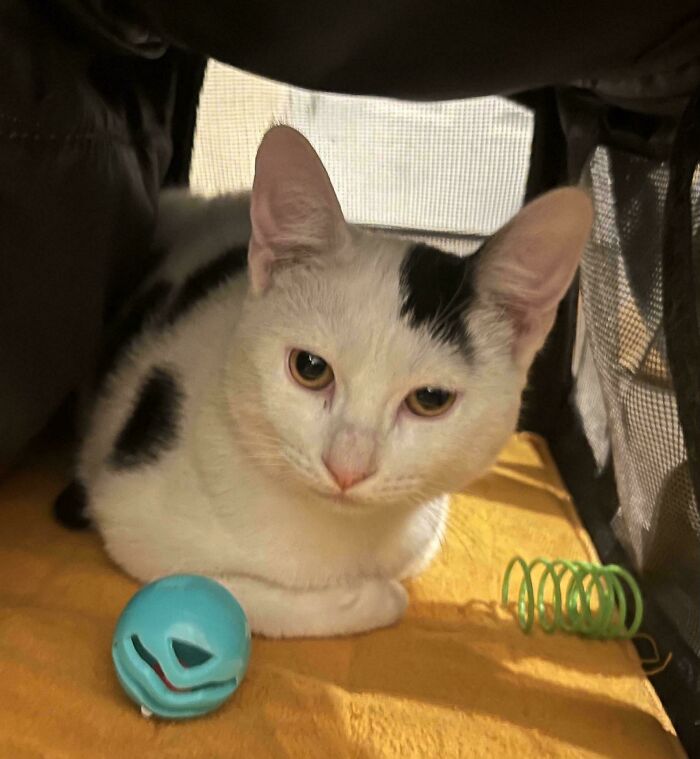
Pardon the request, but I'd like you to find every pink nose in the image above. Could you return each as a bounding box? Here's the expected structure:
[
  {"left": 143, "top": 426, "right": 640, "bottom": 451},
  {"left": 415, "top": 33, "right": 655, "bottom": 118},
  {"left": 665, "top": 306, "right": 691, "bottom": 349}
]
[{"left": 323, "top": 460, "right": 374, "bottom": 491}]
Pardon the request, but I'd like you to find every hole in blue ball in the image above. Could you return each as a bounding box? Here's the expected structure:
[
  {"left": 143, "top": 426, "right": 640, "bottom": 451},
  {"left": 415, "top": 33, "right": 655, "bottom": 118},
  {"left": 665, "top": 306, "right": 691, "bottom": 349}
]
[
  {"left": 131, "top": 634, "right": 159, "bottom": 670},
  {"left": 171, "top": 639, "right": 213, "bottom": 668}
]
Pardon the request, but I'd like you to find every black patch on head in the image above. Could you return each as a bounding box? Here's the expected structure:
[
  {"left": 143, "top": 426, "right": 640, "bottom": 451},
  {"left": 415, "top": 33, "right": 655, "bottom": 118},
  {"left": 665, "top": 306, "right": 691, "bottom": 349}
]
[
  {"left": 165, "top": 245, "right": 248, "bottom": 324},
  {"left": 399, "top": 243, "right": 479, "bottom": 354},
  {"left": 110, "top": 367, "right": 184, "bottom": 469},
  {"left": 97, "top": 280, "right": 173, "bottom": 382},
  {"left": 53, "top": 479, "right": 91, "bottom": 530}
]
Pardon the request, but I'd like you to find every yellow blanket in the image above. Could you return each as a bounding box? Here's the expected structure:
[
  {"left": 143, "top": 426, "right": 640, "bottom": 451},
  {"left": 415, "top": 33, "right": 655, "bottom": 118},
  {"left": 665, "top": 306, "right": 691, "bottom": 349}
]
[{"left": 0, "top": 434, "right": 683, "bottom": 758}]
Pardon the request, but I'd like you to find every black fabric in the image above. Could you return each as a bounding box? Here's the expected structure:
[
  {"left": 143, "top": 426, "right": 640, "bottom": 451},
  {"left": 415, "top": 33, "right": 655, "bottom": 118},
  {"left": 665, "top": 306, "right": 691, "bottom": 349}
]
[
  {"left": 161, "top": 52, "right": 207, "bottom": 187},
  {"left": 129, "top": 0, "right": 700, "bottom": 100},
  {"left": 541, "top": 88, "right": 700, "bottom": 753},
  {"left": 662, "top": 93, "right": 700, "bottom": 521},
  {"left": 0, "top": 1, "right": 197, "bottom": 472}
]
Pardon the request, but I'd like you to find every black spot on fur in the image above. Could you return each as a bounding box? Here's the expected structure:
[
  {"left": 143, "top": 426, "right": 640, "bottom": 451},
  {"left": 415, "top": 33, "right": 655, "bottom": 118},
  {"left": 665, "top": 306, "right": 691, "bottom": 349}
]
[
  {"left": 165, "top": 245, "right": 248, "bottom": 324},
  {"left": 399, "top": 243, "right": 479, "bottom": 354},
  {"left": 53, "top": 479, "right": 91, "bottom": 530},
  {"left": 110, "top": 367, "right": 183, "bottom": 469},
  {"left": 97, "top": 280, "right": 173, "bottom": 381}
]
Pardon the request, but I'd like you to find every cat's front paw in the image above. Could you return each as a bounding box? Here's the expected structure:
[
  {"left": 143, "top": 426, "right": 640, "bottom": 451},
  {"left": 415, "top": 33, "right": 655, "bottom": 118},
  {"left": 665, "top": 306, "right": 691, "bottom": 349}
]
[
  {"left": 335, "top": 578, "right": 408, "bottom": 635},
  {"left": 215, "top": 574, "right": 408, "bottom": 638}
]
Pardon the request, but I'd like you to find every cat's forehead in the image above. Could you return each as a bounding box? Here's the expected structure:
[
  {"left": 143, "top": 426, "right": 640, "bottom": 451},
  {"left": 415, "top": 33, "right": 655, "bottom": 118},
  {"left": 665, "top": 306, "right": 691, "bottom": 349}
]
[
  {"left": 285, "top": 232, "right": 480, "bottom": 369},
  {"left": 397, "top": 242, "right": 479, "bottom": 357},
  {"left": 342, "top": 233, "right": 478, "bottom": 350}
]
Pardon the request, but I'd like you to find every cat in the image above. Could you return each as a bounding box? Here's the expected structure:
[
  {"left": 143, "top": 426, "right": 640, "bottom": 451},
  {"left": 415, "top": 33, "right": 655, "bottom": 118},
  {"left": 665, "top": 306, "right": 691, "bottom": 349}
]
[{"left": 56, "top": 125, "right": 592, "bottom": 638}]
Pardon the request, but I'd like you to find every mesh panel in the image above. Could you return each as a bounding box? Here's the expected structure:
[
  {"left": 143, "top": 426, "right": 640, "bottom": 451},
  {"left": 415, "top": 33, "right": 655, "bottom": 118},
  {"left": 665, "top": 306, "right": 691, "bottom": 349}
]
[
  {"left": 576, "top": 146, "right": 700, "bottom": 654},
  {"left": 190, "top": 61, "right": 532, "bottom": 250}
]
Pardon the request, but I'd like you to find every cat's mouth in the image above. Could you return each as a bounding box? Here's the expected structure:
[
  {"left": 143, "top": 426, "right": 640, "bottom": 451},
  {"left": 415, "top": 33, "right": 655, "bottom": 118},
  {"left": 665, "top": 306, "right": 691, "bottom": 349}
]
[
  {"left": 310, "top": 485, "right": 384, "bottom": 512},
  {"left": 308, "top": 485, "right": 359, "bottom": 506}
]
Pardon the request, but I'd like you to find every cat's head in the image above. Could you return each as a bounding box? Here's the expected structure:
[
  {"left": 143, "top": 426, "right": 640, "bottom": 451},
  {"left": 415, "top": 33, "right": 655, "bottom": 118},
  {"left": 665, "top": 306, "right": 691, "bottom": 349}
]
[{"left": 226, "top": 126, "right": 592, "bottom": 511}]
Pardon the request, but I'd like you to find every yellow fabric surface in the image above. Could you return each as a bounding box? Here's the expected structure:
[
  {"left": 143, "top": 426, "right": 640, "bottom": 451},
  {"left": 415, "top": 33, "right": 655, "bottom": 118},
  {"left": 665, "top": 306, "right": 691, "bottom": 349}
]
[{"left": 0, "top": 433, "right": 683, "bottom": 759}]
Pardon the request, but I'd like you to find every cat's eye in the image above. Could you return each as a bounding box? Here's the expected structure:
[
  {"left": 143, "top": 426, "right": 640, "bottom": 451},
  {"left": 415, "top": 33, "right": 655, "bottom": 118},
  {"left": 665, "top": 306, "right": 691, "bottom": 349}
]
[
  {"left": 289, "top": 349, "right": 334, "bottom": 390},
  {"left": 405, "top": 387, "right": 456, "bottom": 418}
]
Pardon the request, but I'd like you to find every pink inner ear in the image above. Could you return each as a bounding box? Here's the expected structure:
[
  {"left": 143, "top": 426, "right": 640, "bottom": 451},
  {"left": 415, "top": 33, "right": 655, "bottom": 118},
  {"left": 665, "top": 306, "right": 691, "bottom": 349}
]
[
  {"left": 480, "top": 188, "right": 593, "bottom": 367},
  {"left": 248, "top": 126, "right": 347, "bottom": 294}
]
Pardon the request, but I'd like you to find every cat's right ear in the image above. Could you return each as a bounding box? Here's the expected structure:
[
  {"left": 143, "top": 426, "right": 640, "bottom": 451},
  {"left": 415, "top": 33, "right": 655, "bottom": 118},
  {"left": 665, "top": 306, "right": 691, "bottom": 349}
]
[
  {"left": 476, "top": 188, "right": 593, "bottom": 369},
  {"left": 248, "top": 126, "right": 348, "bottom": 294}
]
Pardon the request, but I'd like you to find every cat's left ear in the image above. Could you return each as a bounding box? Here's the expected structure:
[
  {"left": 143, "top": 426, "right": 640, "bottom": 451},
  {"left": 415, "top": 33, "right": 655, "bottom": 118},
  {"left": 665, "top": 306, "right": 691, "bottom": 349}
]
[
  {"left": 248, "top": 125, "right": 348, "bottom": 294},
  {"left": 477, "top": 188, "right": 593, "bottom": 369}
]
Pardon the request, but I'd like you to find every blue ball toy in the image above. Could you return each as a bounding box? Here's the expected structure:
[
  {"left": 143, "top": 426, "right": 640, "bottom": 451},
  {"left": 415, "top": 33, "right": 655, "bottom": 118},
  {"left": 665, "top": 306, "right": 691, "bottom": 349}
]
[{"left": 112, "top": 574, "right": 251, "bottom": 720}]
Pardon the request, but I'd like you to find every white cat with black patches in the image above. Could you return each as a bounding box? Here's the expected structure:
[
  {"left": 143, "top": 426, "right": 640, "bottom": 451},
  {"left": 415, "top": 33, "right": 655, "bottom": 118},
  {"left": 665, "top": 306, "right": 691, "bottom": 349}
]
[{"left": 61, "top": 126, "right": 592, "bottom": 638}]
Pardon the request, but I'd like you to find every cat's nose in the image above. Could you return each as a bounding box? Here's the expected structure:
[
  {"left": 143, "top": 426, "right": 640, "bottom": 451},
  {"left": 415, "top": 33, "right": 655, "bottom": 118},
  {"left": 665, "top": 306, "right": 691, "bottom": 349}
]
[{"left": 323, "top": 459, "right": 375, "bottom": 491}]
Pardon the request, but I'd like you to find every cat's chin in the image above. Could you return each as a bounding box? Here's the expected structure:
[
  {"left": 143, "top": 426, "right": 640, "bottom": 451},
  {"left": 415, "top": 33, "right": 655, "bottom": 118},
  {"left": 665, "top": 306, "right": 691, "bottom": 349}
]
[{"left": 304, "top": 485, "right": 413, "bottom": 516}]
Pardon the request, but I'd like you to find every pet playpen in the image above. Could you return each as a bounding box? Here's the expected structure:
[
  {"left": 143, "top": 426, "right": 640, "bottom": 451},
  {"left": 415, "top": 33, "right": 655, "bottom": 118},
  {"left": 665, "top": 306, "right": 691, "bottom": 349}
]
[{"left": 1, "top": 1, "right": 700, "bottom": 755}]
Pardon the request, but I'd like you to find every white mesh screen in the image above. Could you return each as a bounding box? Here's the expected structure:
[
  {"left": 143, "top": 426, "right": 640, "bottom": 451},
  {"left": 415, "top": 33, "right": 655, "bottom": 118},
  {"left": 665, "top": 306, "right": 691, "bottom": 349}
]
[{"left": 190, "top": 61, "right": 533, "bottom": 243}]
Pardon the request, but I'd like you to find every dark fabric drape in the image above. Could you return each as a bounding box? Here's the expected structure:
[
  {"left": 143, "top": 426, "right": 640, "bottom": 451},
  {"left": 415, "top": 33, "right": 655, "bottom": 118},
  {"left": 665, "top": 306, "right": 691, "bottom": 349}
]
[
  {"left": 0, "top": 0, "right": 698, "bottom": 467},
  {"left": 94, "top": 0, "right": 700, "bottom": 99}
]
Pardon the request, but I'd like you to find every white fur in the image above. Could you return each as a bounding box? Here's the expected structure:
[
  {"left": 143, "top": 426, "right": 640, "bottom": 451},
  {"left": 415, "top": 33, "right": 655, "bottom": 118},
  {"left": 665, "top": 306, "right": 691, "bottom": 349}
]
[
  {"left": 80, "top": 193, "right": 523, "bottom": 638},
  {"left": 79, "top": 130, "right": 591, "bottom": 639}
]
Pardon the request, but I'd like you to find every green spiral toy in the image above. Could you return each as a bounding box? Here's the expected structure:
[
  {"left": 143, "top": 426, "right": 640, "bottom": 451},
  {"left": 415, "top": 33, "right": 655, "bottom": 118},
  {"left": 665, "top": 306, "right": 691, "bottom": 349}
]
[{"left": 501, "top": 556, "right": 643, "bottom": 638}]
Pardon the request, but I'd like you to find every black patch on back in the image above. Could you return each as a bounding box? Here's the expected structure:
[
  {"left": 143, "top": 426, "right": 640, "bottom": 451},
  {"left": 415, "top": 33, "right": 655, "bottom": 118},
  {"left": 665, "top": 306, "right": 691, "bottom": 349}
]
[
  {"left": 110, "top": 367, "right": 184, "bottom": 470},
  {"left": 165, "top": 245, "right": 248, "bottom": 324},
  {"left": 53, "top": 479, "right": 91, "bottom": 530},
  {"left": 97, "top": 280, "right": 173, "bottom": 382},
  {"left": 399, "top": 243, "right": 479, "bottom": 354}
]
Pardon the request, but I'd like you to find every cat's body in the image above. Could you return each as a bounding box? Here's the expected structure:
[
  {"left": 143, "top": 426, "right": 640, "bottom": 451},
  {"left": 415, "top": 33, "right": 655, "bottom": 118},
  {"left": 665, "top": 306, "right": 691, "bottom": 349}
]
[
  {"left": 66, "top": 127, "right": 592, "bottom": 638},
  {"left": 79, "top": 191, "right": 450, "bottom": 636}
]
